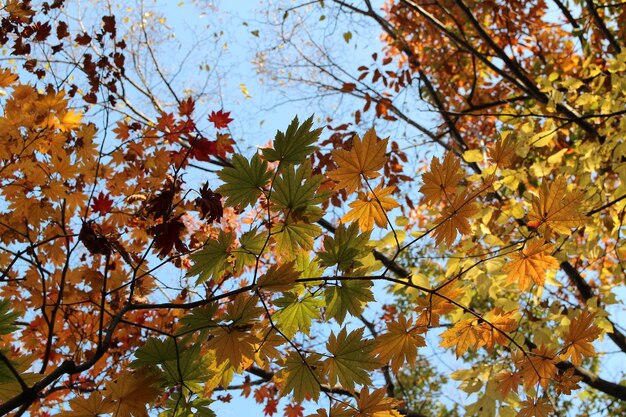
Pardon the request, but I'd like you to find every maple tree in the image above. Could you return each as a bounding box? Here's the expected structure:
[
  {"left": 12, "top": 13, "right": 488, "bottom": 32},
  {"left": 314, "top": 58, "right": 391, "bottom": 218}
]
[{"left": 0, "top": 1, "right": 625, "bottom": 417}]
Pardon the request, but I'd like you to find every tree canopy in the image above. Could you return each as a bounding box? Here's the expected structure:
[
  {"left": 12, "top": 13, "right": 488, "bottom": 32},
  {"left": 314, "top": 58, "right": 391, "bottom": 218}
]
[{"left": 0, "top": 1, "right": 625, "bottom": 417}]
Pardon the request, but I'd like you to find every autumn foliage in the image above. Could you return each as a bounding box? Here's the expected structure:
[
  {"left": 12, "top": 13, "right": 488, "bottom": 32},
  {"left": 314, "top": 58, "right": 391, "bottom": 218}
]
[{"left": 0, "top": 1, "right": 625, "bottom": 417}]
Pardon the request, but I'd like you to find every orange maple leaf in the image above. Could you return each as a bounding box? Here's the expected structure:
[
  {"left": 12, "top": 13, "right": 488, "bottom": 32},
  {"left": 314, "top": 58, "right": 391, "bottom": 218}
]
[
  {"left": 373, "top": 315, "right": 426, "bottom": 372},
  {"left": 415, "top": 283, "right": 462, "bottom": 327},
  {"left": 495, "top": 371, "right": 522, "bottom": 399},
  {"left": 519, "top": 345, "right": 558, "bottom": 389},
  {"left": 355, "top": 387, "right": 403, "bottom": 417},
  {"left": 528, "top": 176, "right": 585, "bottom": 240},
  {"left": 341, "top": 184, "right": 399, "bottom": 231},
  {"left": 419, "top": 152, "right": 463, "bottom": 204},
  {"left": 505, "top": 238, "right": 559, "bottom": 291},
  {"left": 329, "top": 128, "right": 388, "bottom": 194},
  {"left": 105, "top": 371, "right": 160, "bottom": 417},
  {"left": 560, "top": 309, "right": 601, "bottom": 366},
  {"left": 432, "top": 191, "right": 478, "bottom": 246},
  {"left": 516, "top": 397, "right": 553, "bottom": 417},
  {"left": 489, "top": 135, "right": 517, "bottom": 168},
  {"left": 482, "top": 308, "right": 518, "bottom": 351}
]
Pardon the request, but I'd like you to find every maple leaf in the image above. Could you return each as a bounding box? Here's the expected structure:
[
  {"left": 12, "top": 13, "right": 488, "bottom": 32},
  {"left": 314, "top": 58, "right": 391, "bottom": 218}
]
[
  {"left": 528, "top": 176, "right": 585, "bottom": 240},
  {"left": 272, "top": 293, "right": 323, "bottom": 337},
  {"left": 261, "top": 115, "right": 321, "bottom": 164},
  {"left": 341, "top": 184, "right": 399, "bottom": 231},
  {"left": 419, "top": 152, "right": 463, "bottom": 205},
  {"left": 256, "top": 262, "right": 299, "bottom": 292},
  {"left": 440, "top": 318, "right": 486, "bottom": 357},
  {"left": 519, "top": 345, "right": 558, "bottom": 389},
  {"left": 205, "top": 327, "right": 257, "bottom": 371},
  {"left": 516, "top": 397, "right": 553, "bottom": 417},
  {"left": 79, "top": 221, "right": 111, "bottom": 256},
  {"left": 105, "top": 371, "right": 160, "bottom": 417},
  {"left": 561, "top": 309, "right": 601, "bottom": 366},
  {"left": 481, "top": 308, "right": 518, "bottom": 351},
  {"left": 432, "top": 191, "right": 478, "bottom": 246},
  {"left": 208, "top": 109, "right": 233, "bottom": 129},
  {"left": 495, "top": 371, "right": 522, "bottom": 399},
  {"left": 195, "top": 183, "right": 223, "bottom": 223},
  {"left": 190, "top": 137, "right": 218, "bottom": 162},
  {"left": 57, "top": 109, "right": 83, "bottom": 132},
  {"left": 187, "top": 230, "right": 233, "bottom": 284},
  {"left": 284, "top": 403, "right": 305, "bottom": 417},
  {"left": 263, "top": 399, "right": 278, "bottom": 416},
  {"left": 415, "top": 283, "right": 462, "bottom": 327},
  {"left": 91, "top": 191, "right": 114, "bottom": 216},
  {"left": 355, "top": 387, "right": 403, "bottom": 417},
  {"left": 217, "top": 153, "right": 272, "bottom": 208},
  {"left": 58, "top": 392, "right": 115, "bottom": 417},
  {"left": 489, "top": 135, "right": 517, "bottom": 168},
  {"left": 149, "top": 215, "right": 188, "bottom": 258},
  {"left": 178, "top": 96, "right": 195, "bottom": 117},
  {"left": 504, "top": 238, "right": 559, "bottom": 291},
  {"left": 373, "top": 315, "right": 426, "bottom": 372},
  {"left": 554, "top": 367, "right": 583, "bottom": 395},
  {"left": 0, "top": 68, "right": 19, "bottom": 88},
  {"left": 216, "top": 133, "right": 235, "bottom": 156},
  {"left": 328, "top": 128, "right": 388, "bottom": 194},
  {"left": 278, "top": 351, "right": 323, "bottom": 402},
  {"left": 324, "top": 327, "right": 379, "bottom": 391},
  {"left": 325, "top": 279, "right": 375, "bottom": 324}
]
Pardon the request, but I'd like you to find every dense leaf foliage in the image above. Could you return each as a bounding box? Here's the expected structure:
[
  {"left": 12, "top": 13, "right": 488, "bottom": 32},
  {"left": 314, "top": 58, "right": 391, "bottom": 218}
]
[{"left": 0, "top": 1, "right": 625, "bottom": 417}]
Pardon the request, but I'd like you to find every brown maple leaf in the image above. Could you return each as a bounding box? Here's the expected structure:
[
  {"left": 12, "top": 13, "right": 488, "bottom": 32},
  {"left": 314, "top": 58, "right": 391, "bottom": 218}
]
[{"left": 195, "top": 183, "right": 223, "bottom": 223}]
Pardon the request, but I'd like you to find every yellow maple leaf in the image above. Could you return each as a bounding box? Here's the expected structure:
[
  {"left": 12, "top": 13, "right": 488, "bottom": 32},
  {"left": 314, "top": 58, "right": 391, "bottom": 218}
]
[
  {"left": 560, "top": 310, "right": 601, "bottom": 366},
  {"left": 355, "top": 387, "right": 403, "bottom": 417},
  {"left": 341, "top": 185, "right": 399, "bottom": 231},
  {"left": 516, "top": 397, "right": 553, "bottom": 417},
  {"left": 528, "top": 176, "right": 585, "bottom": 240},
  {"left": 329, "top": 128, "right": 388, "bottom": 194},
  {"left": 373, "top": 315, "right": 426, "bottom": 372},
  {"left": 433, "top": 191, "right": 478, "bottom": 246},
  {"left": 105, "top": 371, "right": 160, "bottom": 417},
  {"left": 57, "top": 392, "right": 114, "bottom": 417},
  {"left": 419, "top": 152, "right": 463, "bottom": 204},
  {"left": 489, "top": 135, "right": 517, "bottom": 168},
  {"left": 57, "top": 109, "right": 84, "bottom": 132},
  {"left": 440, "top": 318, "right": 486, "bottom": 357},
  {"left": 504, "top": 238, "right": 559, "bottom": 291}
]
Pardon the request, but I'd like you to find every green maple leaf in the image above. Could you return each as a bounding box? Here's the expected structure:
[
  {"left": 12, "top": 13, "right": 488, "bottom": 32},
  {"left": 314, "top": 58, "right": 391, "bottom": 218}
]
[
  {"left": 261, "top": 115, "right": 321, "bottom": 164},
  {"left": 273, "top": 292, "right": 323, "bottom": 337},
  {"left": 0, "top": 299, "right": 19, "bottom": 335},
  {"left": 324, "top": 327, "right": 379, "bottom": 391},
  {"left": 217, "top": 153, "right": 272, "bottom": 208},
  {"left": 316, "top": 222, "right": 371, "bottom": 271},
  {"left": 178, "top": 303, "right": 218, "bottom": 335},
  {"left": 133, "top": 337, "right": 180, "bottom": 367},
  {"left": 278, "top": 351, "right": 323, "bottom": 403},
  {"left": 325, "top": 279, "right": 374, "bottom": 324},
  {"left": 256, "top": 262, "right": 299, "bottom": 292},
  {"left": 274, "top": 221, "right": 320, "bottom": 258},
  {"left": 271, "top": 161, "right": 327, "bottom": 221},
  {"left": 186, "top": 230, "right": 233, "bottom": 285},
  {"left": 232, "top": 228, "right": 268, "bottom": 273}
]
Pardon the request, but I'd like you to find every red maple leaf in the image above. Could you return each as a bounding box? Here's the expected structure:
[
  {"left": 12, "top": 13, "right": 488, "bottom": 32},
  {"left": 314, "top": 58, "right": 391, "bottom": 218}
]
[
  {"left": 263, "top": 399, "right": 278, "bottom": 416},
  {"left": 150, "top": 215, "right": 187, "bottom": 258},
  {"left": 91, "top": 191, "right": 114, "bottom": 215},
  {"left": 178, "top": 97, "right": 195, "bottom": 117},
  {"left": 189, "top": 137, "right": 218, "bottom": 162},
  {"left": 215, "top": 133, "right": 235, "bottom": 157},
  {"left": 284, "top": 404, "right": 305, "bottom": 417},
  {"left": 208, "top": 109, "right": 233, "bottom": 129},
  {"left": 195, "top": 183, "right": 223, "bottom": 223}
]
